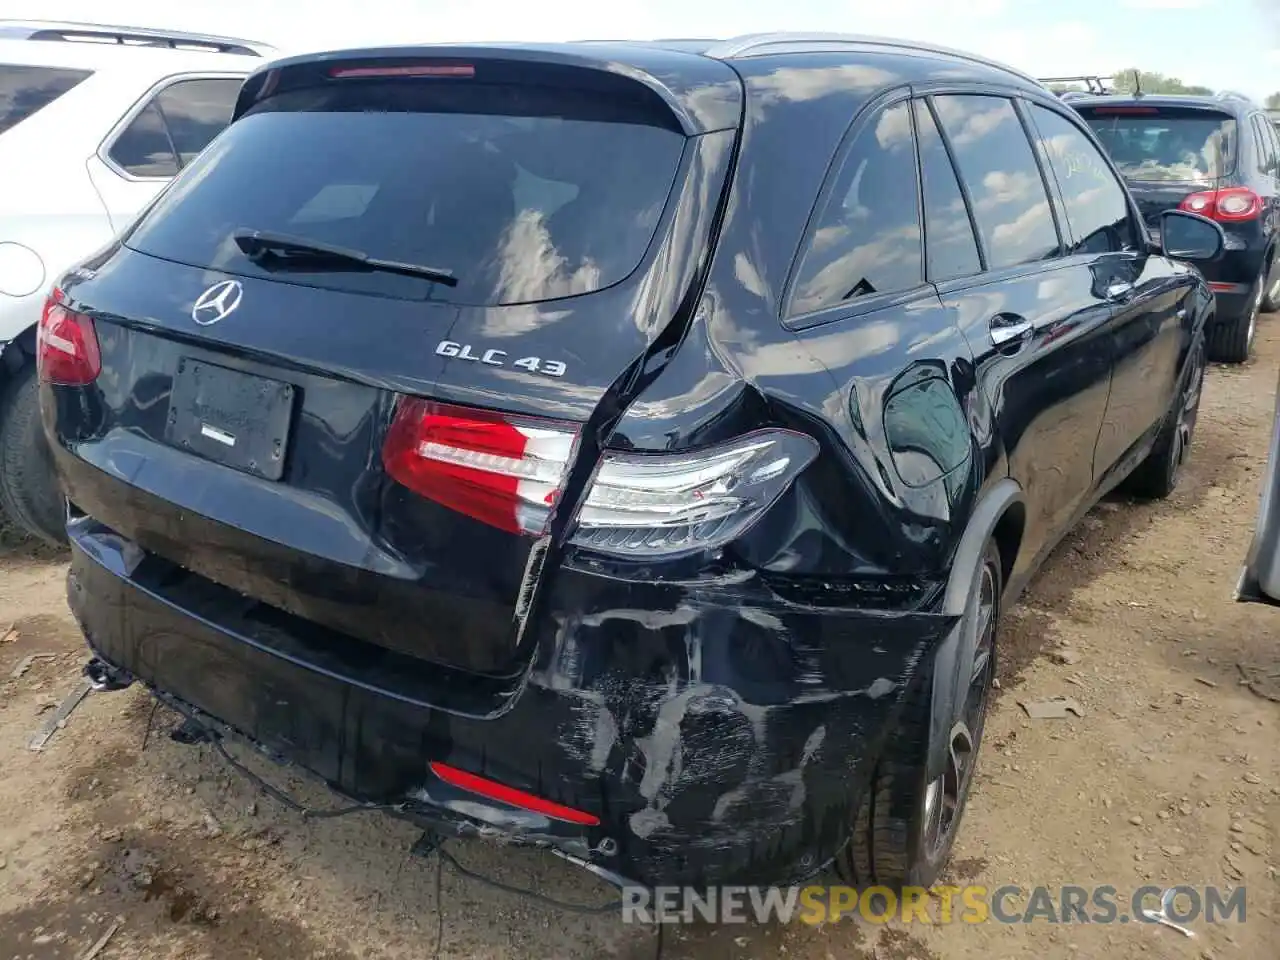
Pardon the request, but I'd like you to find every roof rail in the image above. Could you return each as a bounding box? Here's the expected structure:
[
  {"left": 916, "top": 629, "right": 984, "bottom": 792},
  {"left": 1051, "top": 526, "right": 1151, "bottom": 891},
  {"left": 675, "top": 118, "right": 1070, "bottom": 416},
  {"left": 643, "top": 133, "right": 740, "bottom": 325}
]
[
  {"left": 703, "top": 32, "right": 1042, "bottom": 87},
  {"left": 0, "top": 20, "right": 275, "bottom": 57},
  {"left": 1039, "top": 74, "right": 1113, "bottom": 96}
]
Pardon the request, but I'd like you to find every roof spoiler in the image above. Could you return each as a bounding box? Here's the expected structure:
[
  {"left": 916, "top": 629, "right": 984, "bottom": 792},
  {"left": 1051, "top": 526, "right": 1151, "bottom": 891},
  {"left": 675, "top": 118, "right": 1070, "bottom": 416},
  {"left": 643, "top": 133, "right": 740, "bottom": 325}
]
[{"left": 230, "top": 45, "right": 743, "bottom": 135}]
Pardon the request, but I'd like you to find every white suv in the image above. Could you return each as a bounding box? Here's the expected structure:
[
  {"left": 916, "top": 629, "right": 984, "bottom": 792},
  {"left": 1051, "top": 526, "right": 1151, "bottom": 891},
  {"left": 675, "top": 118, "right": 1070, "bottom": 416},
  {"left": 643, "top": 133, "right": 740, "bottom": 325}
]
[{"left": 0, "top": 21, "right": 274, "bottom": 542}]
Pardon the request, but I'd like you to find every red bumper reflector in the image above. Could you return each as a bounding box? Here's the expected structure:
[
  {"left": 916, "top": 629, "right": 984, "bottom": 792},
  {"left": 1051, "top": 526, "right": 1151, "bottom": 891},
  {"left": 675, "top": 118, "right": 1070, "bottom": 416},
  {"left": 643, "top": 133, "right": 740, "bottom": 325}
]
[
  {"left": 428, "top": 762, "right": 601, "bottom": 826},
  {"left": 1208, "top": 282, "right": 1247, "bottom": 294}
]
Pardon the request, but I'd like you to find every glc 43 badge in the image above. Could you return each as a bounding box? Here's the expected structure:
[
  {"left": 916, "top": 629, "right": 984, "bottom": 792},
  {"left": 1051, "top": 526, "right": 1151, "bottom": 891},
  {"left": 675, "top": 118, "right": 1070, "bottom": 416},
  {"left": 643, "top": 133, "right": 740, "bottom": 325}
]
[{"left": 435, "top": 340, "right": 566, "bottom": 377}]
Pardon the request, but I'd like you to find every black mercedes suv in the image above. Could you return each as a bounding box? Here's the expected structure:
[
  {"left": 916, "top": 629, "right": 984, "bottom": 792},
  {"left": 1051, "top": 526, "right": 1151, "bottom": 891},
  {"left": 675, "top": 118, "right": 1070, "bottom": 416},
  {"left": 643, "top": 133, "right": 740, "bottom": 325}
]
[
  {"left": 1070, "top": 92, "right": 1280, "bottom": 362},
  {"left": 42, "top": 34, "right": 1224, "bottom": 891}
]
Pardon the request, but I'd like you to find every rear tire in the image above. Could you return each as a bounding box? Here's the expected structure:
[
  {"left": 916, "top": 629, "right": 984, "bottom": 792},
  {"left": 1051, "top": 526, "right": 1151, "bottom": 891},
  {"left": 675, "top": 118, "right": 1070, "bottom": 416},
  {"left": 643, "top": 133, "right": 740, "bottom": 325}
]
[
  {"left": 839, "top": 540, "right": 1001, "bottom": 890},
  {"left": 0, "top": 364, "right": 67, "bottom": 545},
  {"left": 1125, "top": 331, "right": 1206, "bottom": 500},
  {"left": 1207, "top": 280, "right": 1260, "bottom": 363},
  {"left": 1260, "top": 257, "right": 1280, "bottom": 313}
]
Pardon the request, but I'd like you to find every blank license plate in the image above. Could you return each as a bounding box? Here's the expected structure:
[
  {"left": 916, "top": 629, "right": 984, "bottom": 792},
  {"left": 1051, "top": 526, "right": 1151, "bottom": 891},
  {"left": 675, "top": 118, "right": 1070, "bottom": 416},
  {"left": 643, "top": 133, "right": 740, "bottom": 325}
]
[{"left": 165, "top": 359, "right": 295, "bottom": 481}]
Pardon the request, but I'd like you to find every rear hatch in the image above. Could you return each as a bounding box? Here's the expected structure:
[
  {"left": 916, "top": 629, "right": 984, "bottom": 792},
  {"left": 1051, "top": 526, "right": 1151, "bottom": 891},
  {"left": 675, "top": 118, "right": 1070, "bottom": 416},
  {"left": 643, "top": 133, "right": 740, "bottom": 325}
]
[
  {"left": 1077, "top": 102, "right": 1236, "bottom": 232},
  {"left": 53, "top": 50, "right": 741, "bottom": 678}
]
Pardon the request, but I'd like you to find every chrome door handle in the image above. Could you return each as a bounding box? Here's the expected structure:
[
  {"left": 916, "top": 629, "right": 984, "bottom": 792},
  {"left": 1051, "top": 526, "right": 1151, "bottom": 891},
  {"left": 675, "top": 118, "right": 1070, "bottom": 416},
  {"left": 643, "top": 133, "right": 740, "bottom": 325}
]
[
  {"left": 1105, "top": 282, "right": 1135, "bottom": 302},
  {"left": 990, "top": 316, "right": 1033, "bottom": 347}
]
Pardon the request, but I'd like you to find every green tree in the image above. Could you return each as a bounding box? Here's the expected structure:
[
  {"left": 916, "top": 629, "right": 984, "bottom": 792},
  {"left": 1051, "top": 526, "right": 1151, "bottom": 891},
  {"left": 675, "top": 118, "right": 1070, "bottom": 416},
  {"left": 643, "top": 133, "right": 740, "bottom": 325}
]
[
  {"left": 1266, "top": 92, "right": 1280, "bottom": 110},
  {"left": 1111, "top": 67, "right": 1213, "bottom": 96}
]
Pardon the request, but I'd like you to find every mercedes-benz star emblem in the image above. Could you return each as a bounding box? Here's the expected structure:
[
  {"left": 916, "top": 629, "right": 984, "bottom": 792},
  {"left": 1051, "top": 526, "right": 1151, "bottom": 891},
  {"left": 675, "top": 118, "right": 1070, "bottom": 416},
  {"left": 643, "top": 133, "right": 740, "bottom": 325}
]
[{"left": 191, "top": 279, "right": 244, "bottom": 326}]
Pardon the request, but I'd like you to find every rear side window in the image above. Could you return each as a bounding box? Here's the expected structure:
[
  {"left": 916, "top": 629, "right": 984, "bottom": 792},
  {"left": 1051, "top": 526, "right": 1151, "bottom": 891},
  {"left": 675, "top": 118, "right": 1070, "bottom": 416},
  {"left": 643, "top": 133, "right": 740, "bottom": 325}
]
[
  {"left": 1030, "top": 105, "right": 1136, "bottom": 255},
  {"left": 124, "top": 80, "right": 686, "bottom": 306},
  {"left": 1252, "top": 116, "right": 1277, "bottom": 177},
  {"left": 0, "top": 64, "right": 91, "bottom": 135},
  {"left": 1267, "top": 121, "right": 1280, "bottom": 176},
  {"left": 109, "top": 102, "right": 179, "bottom": 177},
  {"left": 933, "top": 95, "right": 1060, "bottom": 270},
  {"left": 789, "top": 101, "right": 922, "bottom": 316},
  {"left": 913, "top": 100, "right": 982, "bottom": 281},
  {"left": 1079, "top": 107, "right": 1235, "bottom": 181},
  {"left": 154, "top": 79, "right": 241, "bottom": 166},
  {"left": 109, "top": 78, "right": 241, "bottom": 178}
]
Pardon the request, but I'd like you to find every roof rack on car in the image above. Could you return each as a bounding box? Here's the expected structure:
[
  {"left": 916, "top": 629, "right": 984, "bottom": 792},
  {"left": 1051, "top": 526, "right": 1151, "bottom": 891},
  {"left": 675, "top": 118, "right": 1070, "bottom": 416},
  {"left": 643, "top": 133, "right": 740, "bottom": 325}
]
[
  {"left": 1039, "top": 75, "right": 1113, "bottom": 95},
  {"left": 703, "top": 32, "right": 1041, "bottom": 87},
  {"left": 0, "top": 20, "right": 275, "bottom": 57}
]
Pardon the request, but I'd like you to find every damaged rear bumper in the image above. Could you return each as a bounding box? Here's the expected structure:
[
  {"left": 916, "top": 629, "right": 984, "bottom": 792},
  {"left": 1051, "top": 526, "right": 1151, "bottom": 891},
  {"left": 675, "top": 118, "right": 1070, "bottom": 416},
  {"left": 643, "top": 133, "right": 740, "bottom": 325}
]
[{"left": 67, "top": 516, "right": 954, "bottom": 888}]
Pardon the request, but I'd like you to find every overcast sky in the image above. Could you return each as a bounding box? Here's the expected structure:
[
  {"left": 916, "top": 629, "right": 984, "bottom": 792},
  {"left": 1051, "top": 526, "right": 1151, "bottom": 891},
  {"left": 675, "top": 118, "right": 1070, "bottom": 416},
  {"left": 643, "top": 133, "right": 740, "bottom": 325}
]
[{"left": 21, "top": 0, "right": 1280, "bottom": 100}]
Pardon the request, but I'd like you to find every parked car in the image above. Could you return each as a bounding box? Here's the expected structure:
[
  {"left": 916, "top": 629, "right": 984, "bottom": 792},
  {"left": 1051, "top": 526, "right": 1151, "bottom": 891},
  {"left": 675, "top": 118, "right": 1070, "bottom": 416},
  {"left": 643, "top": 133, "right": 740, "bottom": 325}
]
[
  {"left": 1238, "top": 370, "right": 1280, "bottom": 607},
  {"left": 0, "top": 20, "right": 272, "bottom": 543},
  {"left": 1069, "top": 91, "right": 1280, "bottom": 363},
  {"left": 45, "top": 34, "right": 1224, "bottom": 890}
]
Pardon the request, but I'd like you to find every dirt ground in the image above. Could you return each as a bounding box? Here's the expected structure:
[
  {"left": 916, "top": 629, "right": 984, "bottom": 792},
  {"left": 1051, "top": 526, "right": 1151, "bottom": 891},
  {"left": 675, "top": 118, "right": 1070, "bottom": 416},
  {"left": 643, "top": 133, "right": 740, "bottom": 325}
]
[{"left": 1, "top": 323, "right": 1278, "bottom": 960}]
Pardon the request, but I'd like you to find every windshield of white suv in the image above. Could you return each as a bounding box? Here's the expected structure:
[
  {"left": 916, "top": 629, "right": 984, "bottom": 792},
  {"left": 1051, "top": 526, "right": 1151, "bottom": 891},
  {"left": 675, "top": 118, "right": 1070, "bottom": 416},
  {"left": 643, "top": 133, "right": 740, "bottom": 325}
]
[{"left": 0, "top": 64, "right": 92, "bottom": 135}]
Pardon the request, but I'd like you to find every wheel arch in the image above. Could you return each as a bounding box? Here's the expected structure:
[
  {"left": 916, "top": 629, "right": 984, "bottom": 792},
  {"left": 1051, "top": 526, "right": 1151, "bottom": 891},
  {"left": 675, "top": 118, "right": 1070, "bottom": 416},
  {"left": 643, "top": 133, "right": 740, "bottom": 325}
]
[
  {"left": 942, "top": 477, "right": 1024, "bottom": 617},
  {"left": 926, "top": 478, "right": 1022, "bottom": 780}
]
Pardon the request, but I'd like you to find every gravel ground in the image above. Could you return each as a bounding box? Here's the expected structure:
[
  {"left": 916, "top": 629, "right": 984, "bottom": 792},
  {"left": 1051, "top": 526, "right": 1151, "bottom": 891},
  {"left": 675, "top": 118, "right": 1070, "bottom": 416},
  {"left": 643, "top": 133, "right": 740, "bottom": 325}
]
[{"left": 1, "top": 318, "right": 1277, "bottom": 960}]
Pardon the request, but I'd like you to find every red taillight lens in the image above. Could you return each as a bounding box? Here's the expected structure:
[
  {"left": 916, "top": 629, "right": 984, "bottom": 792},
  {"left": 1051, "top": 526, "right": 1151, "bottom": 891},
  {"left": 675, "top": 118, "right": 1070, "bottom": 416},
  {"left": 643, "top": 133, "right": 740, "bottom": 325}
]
[
  {"left": 381, "top": 400, "right": 578, "bottom": 535},
  {"left": 1089, "top": 106, "right": 1159, "bottom": 115},
  {"left": 383, "top": 396, "right": 821, "bottom": 557},
  {"left": 429, "top": 761, "right": 600, "bottom": 826},
  {"left": 1179, "top": 187, "right": 1262, "bottom": 223},
  {"left": 1179, "top": 191, "right": 1215, "bottom": 215},
  {"left": 37, "top": 290, "right": 101, "bottom": 386}
]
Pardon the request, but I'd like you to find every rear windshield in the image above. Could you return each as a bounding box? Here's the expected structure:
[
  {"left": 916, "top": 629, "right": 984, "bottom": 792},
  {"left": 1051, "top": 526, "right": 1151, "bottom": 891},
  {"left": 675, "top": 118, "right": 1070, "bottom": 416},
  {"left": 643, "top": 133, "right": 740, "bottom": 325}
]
[
  {"left": 124, "top": 81, "right": 687, "bottom": 306},
  {"left": 1079, "top": 106, "right": 1235, "bottom": 182},
  {"left": 1, "top": 64, "right": 92, "bottom": 135}
]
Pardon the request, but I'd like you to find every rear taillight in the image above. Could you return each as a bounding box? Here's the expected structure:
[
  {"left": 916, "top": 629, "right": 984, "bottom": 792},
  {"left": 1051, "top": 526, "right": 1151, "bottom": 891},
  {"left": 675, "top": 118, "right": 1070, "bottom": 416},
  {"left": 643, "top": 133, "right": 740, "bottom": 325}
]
[
  {"left": 37, "top": 290, "right": 100, "bottom": 386},
  {"left": 382, "top": 400, "right": 579, "bottom": 536},
  {"left": 1179, "top": 187, "right": 1262, "bottom": 223},
  {"left": 570, "top": 431, "right": 820, "bottom": 558},
  {"left": 382, "top": 400, "right": 819, "bottom": 558}
]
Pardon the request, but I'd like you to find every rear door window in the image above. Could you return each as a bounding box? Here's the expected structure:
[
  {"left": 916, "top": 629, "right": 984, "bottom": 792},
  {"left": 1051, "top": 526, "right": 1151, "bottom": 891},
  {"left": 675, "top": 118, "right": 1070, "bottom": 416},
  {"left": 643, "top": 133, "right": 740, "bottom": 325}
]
[
  {"left": 109, "top": 77, "right": 241, "bottom": 177},
  {"left": 1029, "top": 104, "right": 1137, "bottom": 254},
  {"left": 932, "top": 95, "right": 1060, "bottom": 270},
  {"left": 124, "top": 80, "right": 687, "bottom": 306},
  {"left": 1252, "top": 115, "right": 1277, "bottom": 177},
  {"left": 0, "top": 64, "right": 92, "bottom": 135},
  {"left": 1264, "top": 119, "right": 1280, "bottom": 176},
  {"left": 109, "top": 102, "right": 179, "bottom": 177},
  {"left": 1078, "top": 106, "right": 1235, "bottom": 182},
  {"left": 913, "top": 99, "right": 982, "bottom": 281},
  {"left": 788, "top": 101, "right": 923, "bottom": 317},
  {"left": 153, "top": 79, "right": 241, "bottom": 166}
]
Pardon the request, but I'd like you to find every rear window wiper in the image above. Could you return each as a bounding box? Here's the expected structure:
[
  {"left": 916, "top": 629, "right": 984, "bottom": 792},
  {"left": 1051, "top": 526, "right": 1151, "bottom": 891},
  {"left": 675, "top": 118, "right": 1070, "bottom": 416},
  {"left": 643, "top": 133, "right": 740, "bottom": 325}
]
[{"left": 232, "top": 230, "right": 458, "bottom": 287}]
